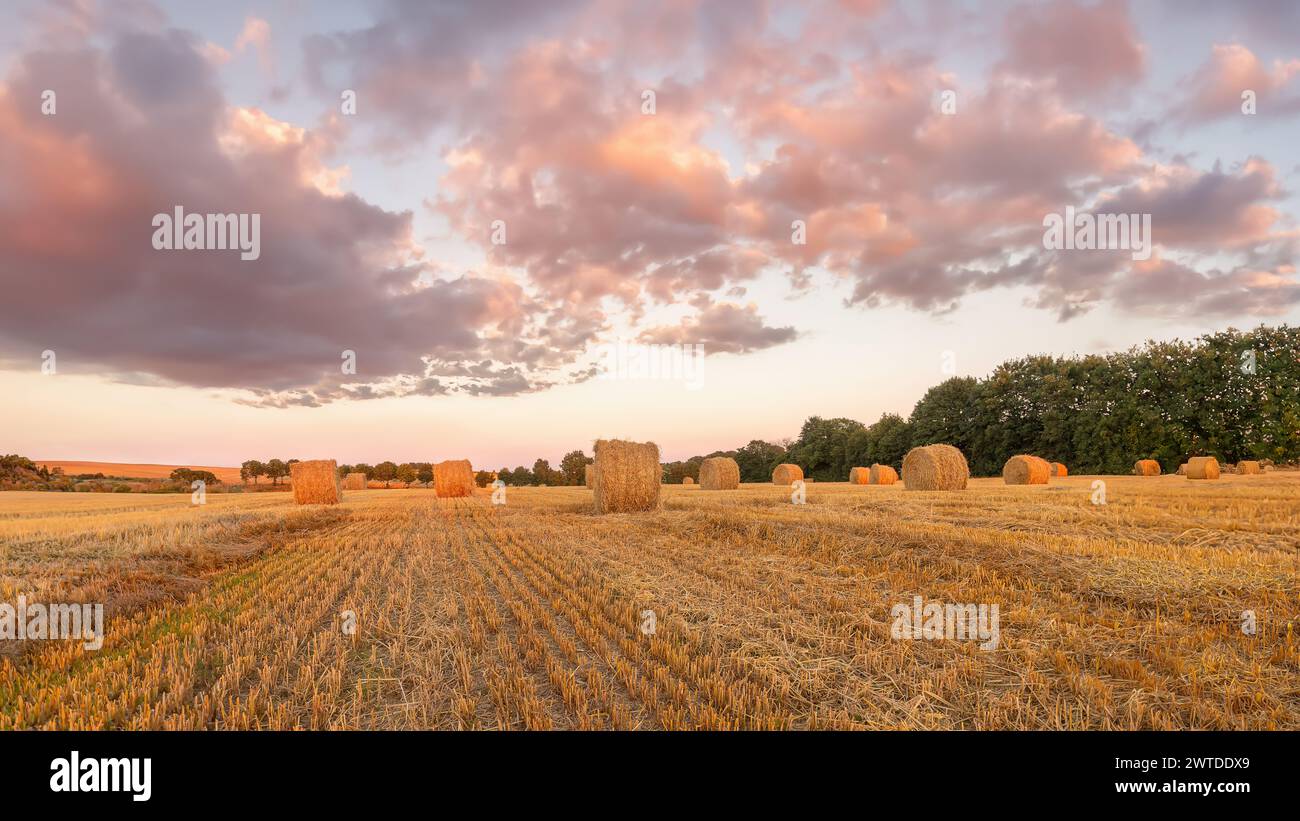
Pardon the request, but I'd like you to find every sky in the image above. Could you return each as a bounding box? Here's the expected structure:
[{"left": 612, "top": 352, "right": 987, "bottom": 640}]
[{"left": 1, "top": 0, "right": 1298, "bottom": 469}]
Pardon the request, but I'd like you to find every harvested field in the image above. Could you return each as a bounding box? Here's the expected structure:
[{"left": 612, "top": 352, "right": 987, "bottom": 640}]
[{"left": 1, "top": 473, "right": 1298, "bottom": 730}]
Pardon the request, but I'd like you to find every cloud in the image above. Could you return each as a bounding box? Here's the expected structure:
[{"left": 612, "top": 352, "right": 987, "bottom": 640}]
[
  {"left": 999, "top": 0, "right": 1145, "bottom": 100},
  {"left": 638, "top": 302, "right": 797, "bottom": 355},
  {"left": 1171, "top": 43, "right": 1300, "bottom": 124},
  {"left": 234, "top": 16, "right": 274, "bottom": 77},
  {"left": 303, "top": 0, "right": 582, "bottom": 150},
  {"left": 1098, "top": 158, "right": 1285, "bottom": 249},
  {"left": 1112, "top": 254, "right": 1300, "bottom": 318},
  {"left": 0, "top": 25, "right": 550, "bottom": 403}
]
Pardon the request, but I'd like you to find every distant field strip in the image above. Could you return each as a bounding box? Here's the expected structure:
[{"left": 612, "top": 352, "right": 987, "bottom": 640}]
[{"left": 1, "top": 475, "right": 1297, "bottom": 729}]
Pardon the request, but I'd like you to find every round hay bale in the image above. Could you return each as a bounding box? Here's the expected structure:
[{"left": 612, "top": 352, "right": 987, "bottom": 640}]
[
  {"left": 902, "top": 444, "right": 969, "bottom": 491},
  {"left": 772, "top": 464, "right": 803, "bottom": 485},
  {"left": 682, "top": 476, "right": 694, "bottom": 485},
  {"left": 290, "top": 459, "right": 340, "bottom": 505},
  {"left": 849, "top": 466, "right": 870, "bottom": 485},
  {"left": 1003, "top": 455, "right": 1050, "bottom": 485},
  {"left": 593, "top": 439, "right": 661, "bottom": 513},
  {"left": 1050, "top": 462, "right": 1068, "bottom": 477},
  {"left": 1134, "top": 459, "right": 1161, "bottom": 476},
  {"left": 868, "top": 464, "right": 898, "bottom": 485},
  {"left": 699, "top": 457, "right": 740, "bottom": 490},
  {"left": 584, "top": 463, "right": 595, "bottom": 489},
  {"left": 1237, "top": 460, "right": 1261, "bottom": 475},
  {"left": 343, "top": 472, "right": 366, "bottom": 490},
  {"left": 1176, "top": 463, "right": 1188, "bottom": 476},
  {"left": 366, "top": 480, "right": 385, "bottom": 489},
  {"left": 434, "top": 459, "right": 475, "bottom": 497},
  {"left": 1186, "top": 456, "right": 1220, "bottom": 480}
]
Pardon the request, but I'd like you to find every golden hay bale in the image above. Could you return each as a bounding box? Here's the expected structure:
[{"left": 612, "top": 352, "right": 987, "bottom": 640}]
[
  {"left": 290, "top": 459, "right": 340, "bottom": 505},
  {"left": 593, "top": 439, "right": 661, "bottom": 513},
  {"left": 772, "top": 464, "right": 803, "bottom": 485},
  {"left": 849, "top": 467, "right": 870, "bottom": 485},
  {"left": 1003, "top": 455, "right": 1050, "bottom": 485},
  {"left": 699, "top": 456, "right": 740, "bottom": 490},
  {"left": 1134, "top": 459, "right": 1161, "bottom": 476},
  {"left": 869, "top": 464, "right": 899, "bottom": 485},
  {"left": 682, "top": 476, "right": 694, "bottom": 485},
  {"left": 434, "top": 459, "right": 475, "bottom": 497},
  {"left": 1186, "top": 456, "right": 1220, "bottom": 480},
  {"left": 366, "top": 480, "right": 385, "bottom": 489},
  {"left": 1176, "top": 463, "right": 1187, "bottom": 476},
  {"left": 1237, "top": 460, "right": 1261, "bottom": 475},
  {"left": 1050, "top": 462, "right": 1068, "bottom": 477},
  {"left": 343, "top": 472, "right": 366, "bottom": 490},
  {"left": 902, "top": 444, "right": 969, "bottom": 491},
  {"left": 584, "top": 463, "right": 595, "bottom": 489}
]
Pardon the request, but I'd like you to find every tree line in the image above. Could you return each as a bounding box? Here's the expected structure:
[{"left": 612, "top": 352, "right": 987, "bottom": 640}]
[
  {"left": 761, "top": 325, "right": 1300, "bottom": 480},
  {"left": 334, "top": 451, "right": 598, "bottom": 487}
]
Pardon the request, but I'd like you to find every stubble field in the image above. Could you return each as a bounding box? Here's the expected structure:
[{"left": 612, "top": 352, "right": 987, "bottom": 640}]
[{"left": 1, "top": 474, "right": 1297, "bottom": 730}]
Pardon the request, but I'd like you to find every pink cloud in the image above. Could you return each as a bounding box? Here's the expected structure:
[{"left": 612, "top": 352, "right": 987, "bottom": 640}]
[
  {"left": 1172, "top": 43, "right": 1300, "bottom": 123},
  {"left": 1000, "top": 0, "right": 1145, "bottom": 99}
]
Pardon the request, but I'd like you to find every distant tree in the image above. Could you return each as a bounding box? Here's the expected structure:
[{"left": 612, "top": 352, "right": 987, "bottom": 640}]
[
  {"left": 785, "top": 417, "right": 865, "bottom": 481},
  {"left": 373, "top": 461, "right": 398, "bottom": 487},
  {"left": 533, "top": 458, "right": 559, "bottom": 486},
  {"left": 908, "top": 377, "right": 990, "bottom": 470},
  {"left": 396, "top": 463, "right": 417, "bottom": 485},
  {"left": 264, "top": 459, "right": 288, "bottom": 485},
  {"left": 846, "top": 413, "right": 914, "bottom": 470},
  {"left": 510, "top": 465, "right": 534, "bottom": 485},
  {"left": 416, "top": 463, "right": 434, "bottom": 485},
  {"left": 354, "top": 463, "right": 374, "bottom": 479},
  {"left": 170, "top": 468, "right": 219, "bottom": 485},
  {"left": 559, "top": 450, "right": 592, "bottom": 486},
  {"left": 474, "top": 470, "right": 494, "bottom": 488},
  {"left": 240, "top": 459, "right": 265, "bottom": 484},
  {"left": 732, "top": 440, "right": 787, "bottom": 483}
]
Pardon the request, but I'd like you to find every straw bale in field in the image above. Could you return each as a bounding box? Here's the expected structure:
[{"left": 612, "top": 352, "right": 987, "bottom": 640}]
[
  {"left": 682, "top": 476, "right": 694, "bottom": 485},
  {"left": 1003, "top": 455, "right": 1050, "bottom": 485},
  {"left": 869, "top": 464, "right": 899, "bottom": 485},
  {"left": 434, "top": 459, "right": 475, "bottom": 497},
  {"left": 584, "top": 464, "right": 595, "bottom": 488},
  {"left": 849, "top": 467, "right": 870, "bottom": 485},
  {"left": 1134, "top": 459, "right": 1161, "bottom": 476},
  {"left": 1050, "top": 462, "right": 1068, "bottom": 477},
  {"left": 1237, "top": 460, "right": 1261, "bottom": 475},
  {"left": 902, "top": 444, "right": 969, "bottom": 491},
  {"left": 1186, "top": 456, "right": 1220, "bottom": 480},
  {"left": 343, "top": 472, "right": 366, "bottom": 490},
  {"left": 772, "top": 464, "right": 803, "bottom": 485},
  {"left": 593, "top": 439, "right": 661, "bottom": 513},
  {"left": 699, "top": 457, "right": 740, "bottom": 490},
  {"left": 291, "top": 459, "right": 340, "bottom": 505}
]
